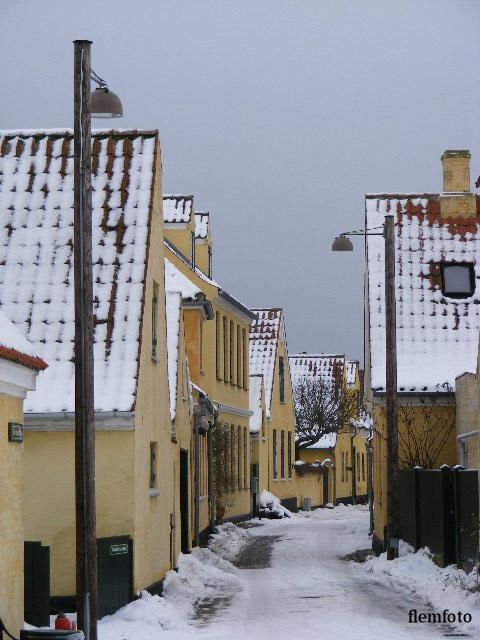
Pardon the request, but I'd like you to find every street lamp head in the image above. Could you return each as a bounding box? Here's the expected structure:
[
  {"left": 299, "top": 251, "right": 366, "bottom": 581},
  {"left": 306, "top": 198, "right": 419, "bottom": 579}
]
[
  {"left": 90, "top": 87, "right": 123, "bottom": 118},
  {"left": 331, "top": 235, "right": 354, "bottom": 251}
]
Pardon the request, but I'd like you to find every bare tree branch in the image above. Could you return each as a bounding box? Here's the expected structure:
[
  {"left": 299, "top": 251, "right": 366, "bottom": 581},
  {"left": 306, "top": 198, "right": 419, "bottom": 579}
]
[{"left": 293, "top": 376, "right": 358, "bottom": 449}]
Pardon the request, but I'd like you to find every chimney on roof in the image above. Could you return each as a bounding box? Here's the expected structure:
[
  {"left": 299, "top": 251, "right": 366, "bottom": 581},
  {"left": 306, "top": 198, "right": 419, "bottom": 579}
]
[
  {"left": 442, "top": 150, "right": 470, "bottom": 193},
  {"left": 440, "top": 150, "right": 476, "bottom": 218}
]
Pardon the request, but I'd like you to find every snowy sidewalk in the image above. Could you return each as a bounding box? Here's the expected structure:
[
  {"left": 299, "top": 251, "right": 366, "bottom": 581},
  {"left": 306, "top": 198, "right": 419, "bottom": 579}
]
[
  {"left": 99, "top": 505, "right": 479, "bottom": 640},
  {"left": 191, "top": 507, "right": 476, "bottom": 640}
]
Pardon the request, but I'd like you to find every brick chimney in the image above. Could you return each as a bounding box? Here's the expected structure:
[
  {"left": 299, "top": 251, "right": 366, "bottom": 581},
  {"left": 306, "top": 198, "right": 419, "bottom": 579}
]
[{"left": 440, "top": 150, "right": 476, "bottom": 218}]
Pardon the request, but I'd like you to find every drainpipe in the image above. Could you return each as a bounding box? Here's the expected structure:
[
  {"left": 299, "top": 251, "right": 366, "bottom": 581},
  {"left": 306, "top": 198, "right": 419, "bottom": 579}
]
[
  {"left": 456, "top": 430, "right": 478, "bottom": 467},
  {"left": 366, "top": 438, "right": 374, "bottom": 535}
]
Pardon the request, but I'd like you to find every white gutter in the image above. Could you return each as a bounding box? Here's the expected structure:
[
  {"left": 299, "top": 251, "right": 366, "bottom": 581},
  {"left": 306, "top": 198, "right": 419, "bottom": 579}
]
[
  {"left": 24, "top": 411, "right": 135, "bottom": 431},
  {"left": 456, "top": 430, "right": 478, "bottom": 467}
]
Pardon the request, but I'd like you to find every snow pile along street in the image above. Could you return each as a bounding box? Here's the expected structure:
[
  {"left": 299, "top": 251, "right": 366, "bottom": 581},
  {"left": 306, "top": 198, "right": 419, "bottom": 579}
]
[
  {"left": 98, "top": 546, "right": 242, "bottom": 640},
  {"left": 207, "top": 522, "right": 252, "bottom": 562},
  {"left": 358, "top": 540, "right": 480, "bottom": 637},
  {"left": 97, "top": 505, "right": 480, "bottom": 640}
]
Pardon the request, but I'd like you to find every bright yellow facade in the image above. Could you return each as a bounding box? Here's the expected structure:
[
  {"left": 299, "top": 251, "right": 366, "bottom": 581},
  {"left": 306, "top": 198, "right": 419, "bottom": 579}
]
[
  {"left": 0, "top": 322, "right": 45, "bottom": 633},
  {"left": 293, "top": 357, "right": 368, "bottom": 507},
  {"left": 364, "top": 152, "right": 477, "bottom": 552},
  {"left": 164, "top": 196, "right": 254, "bottom": 527},
  {"left": 249, "top": 309, "right": 297, "bottom": 511},
  {"left": 0, "top": 392, "right": 26, "bottom": 633},
  {"left": 371, "top": 402, "right": 456, "bottom": 546},
  {"left": 267, "top": 337, "right": 296, "bottom": 505},
  {"left": 21, "top": 132, "right": 191, "bottom": 603}
]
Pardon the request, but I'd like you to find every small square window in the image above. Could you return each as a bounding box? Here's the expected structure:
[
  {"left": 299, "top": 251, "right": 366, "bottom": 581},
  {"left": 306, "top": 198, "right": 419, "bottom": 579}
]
[{"left": 440, "top": 263, "right": 475, "bottom": 298}]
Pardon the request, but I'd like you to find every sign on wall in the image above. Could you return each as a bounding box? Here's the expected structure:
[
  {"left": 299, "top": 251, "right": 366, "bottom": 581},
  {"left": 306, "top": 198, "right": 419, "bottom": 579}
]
[
  {"left": 110, "top": 543, "right": 129, "bottom": 556},
  {"left": 8, "top": 422, "right": 24, "bottom": 443}
]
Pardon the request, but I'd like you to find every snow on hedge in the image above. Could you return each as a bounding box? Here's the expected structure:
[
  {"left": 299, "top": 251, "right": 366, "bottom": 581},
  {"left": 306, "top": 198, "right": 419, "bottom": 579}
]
[
  {"left": 98, "top": 546, "right": 241, "bottom": 639},
  {"left": 208, "top": 521, "right": 251, "bottom": 563}
]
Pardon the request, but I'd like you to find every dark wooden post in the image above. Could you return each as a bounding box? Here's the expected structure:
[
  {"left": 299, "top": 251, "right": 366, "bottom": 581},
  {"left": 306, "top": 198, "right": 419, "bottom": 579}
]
[
  {"left": 384, "top": 214, "right": 399, "bottom": 559},
  {"left": 73, "top": 39, "right": 97, "bottom": 639}
]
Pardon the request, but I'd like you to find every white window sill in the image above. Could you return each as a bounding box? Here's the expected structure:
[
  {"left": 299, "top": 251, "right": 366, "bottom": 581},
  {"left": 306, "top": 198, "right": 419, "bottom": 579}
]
[{"left": 149, "top": 488, "right": 160, "bottom": 497}]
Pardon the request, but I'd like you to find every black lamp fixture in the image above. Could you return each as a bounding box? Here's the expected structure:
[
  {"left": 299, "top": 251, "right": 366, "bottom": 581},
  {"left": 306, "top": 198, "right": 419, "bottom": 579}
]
[
  {"left": 90, "top": 69, "right": 123, "bottom": 118},
  {"left": 331, "top": 235, "right": 354, "bottom": 251}
]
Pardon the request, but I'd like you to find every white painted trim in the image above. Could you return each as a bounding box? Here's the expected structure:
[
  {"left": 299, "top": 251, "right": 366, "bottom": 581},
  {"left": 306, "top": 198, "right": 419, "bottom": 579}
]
[
  {"left": 0, "top": 358, "right": 38, "bottom": 398},
  {"left": 24, "top": 411, "right": 135, "bottom": 432},
  {"left": 217, "top": 403, "right": 254, "bottom": 418}
]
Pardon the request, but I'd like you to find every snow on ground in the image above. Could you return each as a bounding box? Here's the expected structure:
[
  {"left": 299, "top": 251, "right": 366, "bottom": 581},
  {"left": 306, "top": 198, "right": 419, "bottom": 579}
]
[
  {"left": 358, "top": 540, "right": 480, "bottom": 637},
  {"left": 97, "top": 505, "right": 479, "bottom": 640},
  {"left": 207, "top": 522, "right": 252, "bottom": 563},
  {"left": 98, "top": 547, "right": 241, "bottom": 640}
]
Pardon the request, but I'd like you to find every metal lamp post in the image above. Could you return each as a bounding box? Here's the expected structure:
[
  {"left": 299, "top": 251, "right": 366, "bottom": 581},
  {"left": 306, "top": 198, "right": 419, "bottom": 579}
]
[
  {"left": 73, "top": 40, "right": 123, "bottom": 640},
  {"left": 332, "top": 214, "right": 399, "bottom": 559}
]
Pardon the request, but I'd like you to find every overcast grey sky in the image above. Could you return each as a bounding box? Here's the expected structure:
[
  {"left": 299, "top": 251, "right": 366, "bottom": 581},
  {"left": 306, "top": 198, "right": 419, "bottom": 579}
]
[{"left": 2, "top": 1, "right": 480, "bottom": 363}]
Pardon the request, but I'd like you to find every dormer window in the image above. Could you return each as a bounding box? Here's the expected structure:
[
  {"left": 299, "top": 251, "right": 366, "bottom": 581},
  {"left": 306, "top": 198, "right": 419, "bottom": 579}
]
[{"left": 440, "top": 263, "right": 475, "bottom": 298}]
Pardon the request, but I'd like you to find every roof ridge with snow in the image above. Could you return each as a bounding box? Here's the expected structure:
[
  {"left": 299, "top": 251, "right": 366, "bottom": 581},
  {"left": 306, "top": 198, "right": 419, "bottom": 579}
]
[{"left": 289, "top": 353, "right": 345, "bottom": 386}]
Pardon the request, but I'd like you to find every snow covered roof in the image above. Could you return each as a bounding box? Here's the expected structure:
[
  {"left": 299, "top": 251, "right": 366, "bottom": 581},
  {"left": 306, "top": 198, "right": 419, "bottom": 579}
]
[
  {"left": 195, "top": 212, "right": 209, "bottom": 239},
  {"left": 307, "top": 432, "right": 337, "bottom": 450},
  {"left": 164, "top": 258, "right": 201, "bottom": 300},
  {"left": 249, "top": 374, "right": 264, "bottom": 434},
  {"left": 163, "top": 195, "right": 193, "bottom": 223},
  {"left": 166, "top": 291, "right": 182, "bottom": 422},
  {"left": 346, "top": 360, "right": 359, "bottom": 387},
  {"left": 0, "top": 309, "right": 47, "bottom": 371},
  {"left": 0, "top": 129, "right": 158, "bottom": 412},
  {"left": 366, "top": 194, "right": 480, "bottom": 393},
  {"left": 289, "top": 354, "right": 345, "bottom": 387},
  {"left": 249, "top": 308, "right": 284, "bottom": 417}
]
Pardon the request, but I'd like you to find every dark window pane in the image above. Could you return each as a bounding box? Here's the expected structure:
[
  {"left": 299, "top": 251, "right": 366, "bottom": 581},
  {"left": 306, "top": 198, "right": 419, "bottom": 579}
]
[{"left": 442, "top": 264, "right": 474, "bottom": 297}]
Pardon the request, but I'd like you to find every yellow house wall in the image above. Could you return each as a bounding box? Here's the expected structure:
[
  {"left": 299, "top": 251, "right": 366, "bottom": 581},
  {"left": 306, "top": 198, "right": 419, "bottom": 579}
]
[
  {"left": 268, "top": 339, "right": 296, "bottom": 502},
  {"left": 172, "top": 310, "right": 194, "bottom": 560},
  {"left": 195, "top": 238, "right": 211, "bottom": 276},
  {"left": 164, "top": 241, "right": 252, "bottom": 522},
  {"left": 372, "top": 402, "right": 457, "bottom": 544},
  {"left": 183, "top": 310, "right": 202, "bottom": 385},
  {"left": 21, "top": 136, "right": 181, "bottom": 602},
  {"left": 295, "top": 471, "right": 324, "bottom": 508},
  {"left": 131, "top": 140, "right": 175, "bottom": 591},
  {"left": 298, "top": 448, "right": 334, "bottom": 504},
  {"left": 352, "top": 434, "right": 369, "bottom": 498},
  {"left": 164, "top": 220, "right": 196, "bottom": 265},
  {"left": 23, "top": 430, "right": 135, "bottom": 597},
  {"left": 219, "top": 418, "right": 251, "bottom": 520},
  {"left": 0, "top": 393, "right": 24, "bottom": 634}
]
